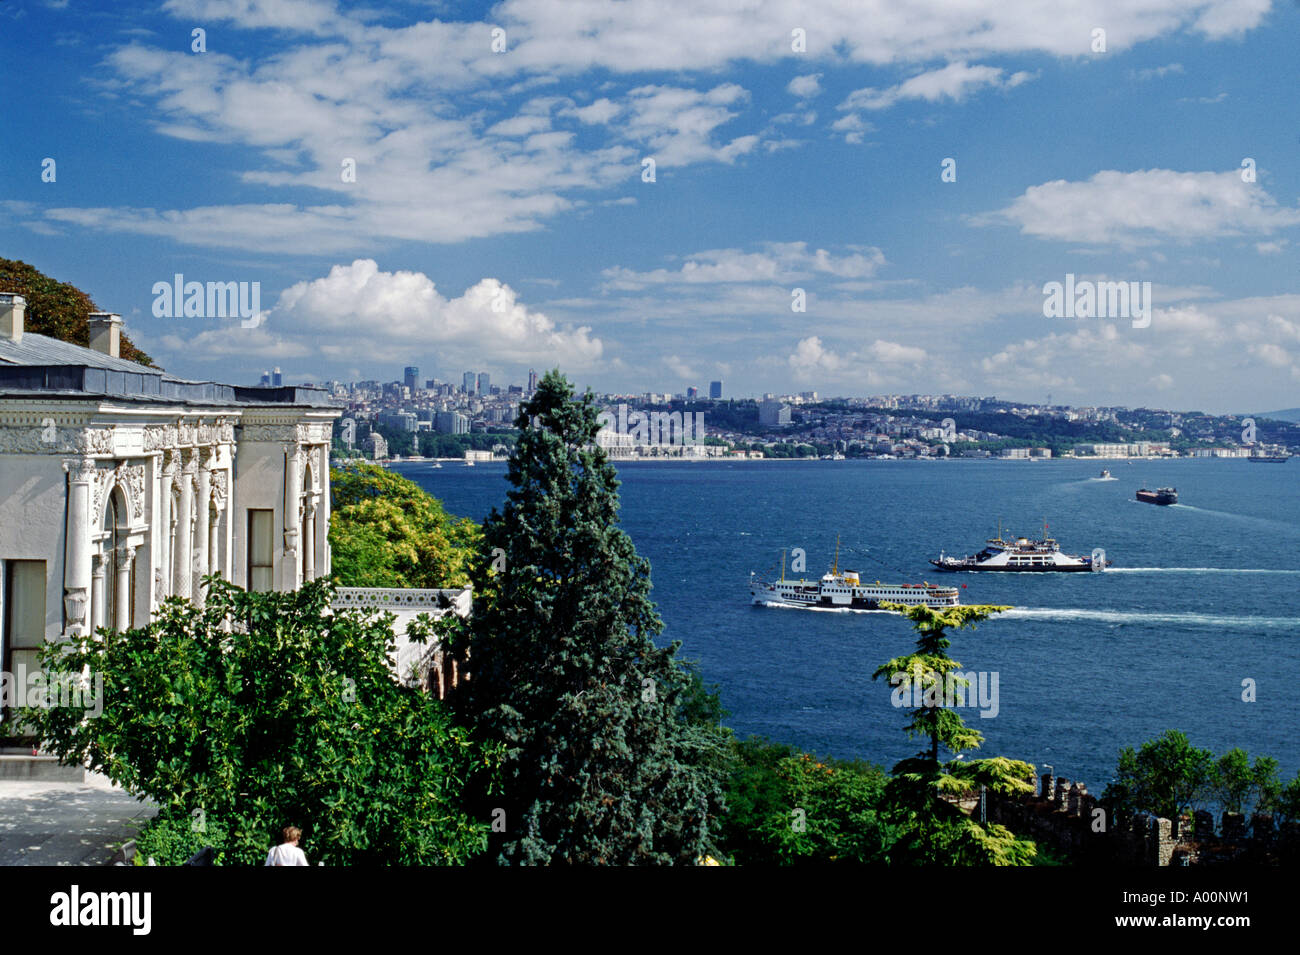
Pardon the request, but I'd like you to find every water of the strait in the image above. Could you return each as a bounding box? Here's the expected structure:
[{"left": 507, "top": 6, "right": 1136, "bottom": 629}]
[{"left": 391, "top": 457, "right": 1300, "bottom": 789}]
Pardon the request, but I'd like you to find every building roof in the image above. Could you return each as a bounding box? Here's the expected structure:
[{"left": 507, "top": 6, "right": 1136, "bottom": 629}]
[{"left": 0, "top": 332, "right": 335, "bottom": 409}]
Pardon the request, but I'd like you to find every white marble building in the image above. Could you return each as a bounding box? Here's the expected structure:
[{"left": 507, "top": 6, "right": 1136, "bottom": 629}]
[{"left": 0, "top": 293, "right": 340, "bottom": 698}]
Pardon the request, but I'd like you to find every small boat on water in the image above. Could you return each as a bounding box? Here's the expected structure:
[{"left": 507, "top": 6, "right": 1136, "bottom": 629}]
[
  {"left": 751, "top": 540, "right": 960, "bottom": 610},
  {"left": 1099, "top": 469, "right": 1111, "bottom": 479},
  {"left": 1136, "top": 486, "right": 1177, "bottom": 505},
  {"left": 1246, "top": 454, "right": 1290, "bottom": 463}
]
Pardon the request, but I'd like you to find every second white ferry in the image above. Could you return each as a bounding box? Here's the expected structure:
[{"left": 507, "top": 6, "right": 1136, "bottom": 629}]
[
  {"left": 929, "top": 523, "right": 1109, "bottom": 572},
  {"left": 751, "top": 544, "right": 960, "bottom": 610}
]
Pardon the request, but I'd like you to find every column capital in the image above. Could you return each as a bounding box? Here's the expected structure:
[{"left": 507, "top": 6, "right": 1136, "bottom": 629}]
[
  {"left": 114, "top": 544, "right": 137, "bottom": 572},
  {"left": 63, "top": 456, "right": 98, "bottom": 483},
  {"left": 181, "top": 448, "right": 198, "bottom": 474}
]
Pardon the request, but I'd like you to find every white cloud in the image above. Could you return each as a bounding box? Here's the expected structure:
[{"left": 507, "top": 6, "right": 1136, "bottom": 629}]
[
  {"left": 787, "top": 73, "right": 822, "bottom": 98},
  {"left": 1132, "top": 62, "right": 1185, "bottom": 80},
  {"left": 788, "top": 335, "right": 924, "bottom": 383},
  {"left": 169, "top": 259, "right": 604, "bottom": 368},
  {"left": 839, "top": 62, "right": 1034, "bottom": 112},
  {"left": 601, "top": 242, "right": 886, "bottom": 289},
  {"left": 984, "top": 169, "right": 1300, "bottom": 247}
]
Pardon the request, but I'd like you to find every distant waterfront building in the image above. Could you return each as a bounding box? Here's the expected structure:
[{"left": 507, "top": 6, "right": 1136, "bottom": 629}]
[
  {"left": 462, "top": 371, "right": 476, "bottom": 394},
  {"left": 435, "top": 411, "right": 469, "bottom": 435},
  {"left": 758, "top": 398, "right": 791, "bottom": 427},
  {"left": 709, "top": 380, "right": 723, "bottom": 399},
  {"left": 367, "top": 432, "right": 389, "bottom": 460},
  {"left": 377, "top": 412, "right": 418, "bottom": 432},
  {"left": 403, "top": 366, "right": 420, "bottom": 394},
  {"left": 1000, "top": 447, "right": 1031, "bottom": 459},
  {"left": 0, "top": 293, "right": 339, "bottom": 702}
]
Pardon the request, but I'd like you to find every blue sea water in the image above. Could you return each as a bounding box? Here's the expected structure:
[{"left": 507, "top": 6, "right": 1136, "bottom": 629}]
[{"left": 391, "top": 457, "right": 1300, "bottom": 792}]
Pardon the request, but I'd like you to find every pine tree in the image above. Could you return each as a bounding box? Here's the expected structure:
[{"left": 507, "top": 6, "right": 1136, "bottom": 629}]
[
  {"left": 446, "top": 370, "right": 726, "bottom": 864},
  {"left": 873, "top": 603, "right": 1038, "bottom": 864}
]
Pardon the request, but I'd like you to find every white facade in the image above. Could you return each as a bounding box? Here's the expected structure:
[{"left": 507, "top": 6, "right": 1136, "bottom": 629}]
[{"left": 0, "top": 294, "right": 340, "bottom": 697}]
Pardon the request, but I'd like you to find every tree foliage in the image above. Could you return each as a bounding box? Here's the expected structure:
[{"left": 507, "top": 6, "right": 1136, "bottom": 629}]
[
  {"left": 329, "top": 462, "right": 481, "bottom": 588},
  {"left": 719, "top": 737, "right": 893, "bottom": 864},
  {"left": 872, "top": 602, "right": 1038, "bottom": 865},
  {"left": 0, "top": 257, "right": 155, "bottom": 366},
  {"left": 21, "top": 577, "right": 496, "bottom": 865},
  {"left": 1102, "top": 732, "right": 1287, "bottom": 822},
  {"left": 444, "top": 370, "right": 728, "bottom": 864}
]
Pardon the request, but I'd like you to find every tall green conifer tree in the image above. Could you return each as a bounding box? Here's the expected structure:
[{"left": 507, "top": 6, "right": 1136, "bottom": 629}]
[{"left": 446, "top": 371, "right": 726, "bottom": 864}]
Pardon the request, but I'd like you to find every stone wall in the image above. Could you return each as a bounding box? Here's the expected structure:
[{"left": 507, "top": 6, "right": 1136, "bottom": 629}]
[{"left": 984, "top": 772, "right": 1298, "bottom": 866}]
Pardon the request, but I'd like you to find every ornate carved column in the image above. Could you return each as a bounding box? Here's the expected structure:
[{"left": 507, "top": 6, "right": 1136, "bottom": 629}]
[
  {"left": 282, "top": 445, "right": 302, "bottom": 591},
  {"left": 90, "top": 551, "right": 107, "bottom": 634},
  {"left": 303, "top": 501, "right": 316, "bottom": 581},
  {"left": 62, "top": 458, "right": 96, "bottom": 636},
  {"left": 114, "top": 545, "right": 135, "bottom": 631},
  {"left": 158, "top": 451, "right": 176, "bottom": 596},
  {"left": 176, "top": 450, "right": 195, "bottom": 599},
  {"left": 317, "top": 445, "right": 331, "bottom": 576},
  {"left": 209, "top": 467, "right": 226, "bottom": 576},
  {"left": 194, "top": 447, "right": 214, "bottom": 602}
]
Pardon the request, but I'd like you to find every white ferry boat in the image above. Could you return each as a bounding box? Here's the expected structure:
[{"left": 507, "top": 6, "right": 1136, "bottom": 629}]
[
  {"left": 930, "top": 525, "right": 1108, "bottom": 573},
  {"left": 751, "top": 544, "right": 960, "bottom": 610}
]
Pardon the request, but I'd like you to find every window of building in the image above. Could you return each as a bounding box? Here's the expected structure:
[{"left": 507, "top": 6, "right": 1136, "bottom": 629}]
[
  {"left": 2, "top": 559, "right": 46, "bottom": 727},
  {"left": 248, "top": 509, "right": 274, "bottom": 592}
]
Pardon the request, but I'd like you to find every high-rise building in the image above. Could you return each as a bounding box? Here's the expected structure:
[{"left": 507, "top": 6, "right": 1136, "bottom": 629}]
[
  {"left": 272, "top": 367, "right": 283, "bottom": 387},
  {"left": 477, "top": 371, "right": 490, "bottom": 396},
  {"left": 528, "top": 368, "right": 538, "bottom": 392},
  {"left": 463, "top": 371, "right": 476, "bottom": 394},
  {"left": 759, "top": 398, "right": 791, "bottom": 427},
  {"left": 259, "top": 371, "right": 271, "bottom": 386},
  {"left": 687, "top": 386, "right": 698, "bottom": 399},
  {"left": 404, "top": 366, "right": 420, "bottom": 393},
  {"left": 709, "top": 380, "right": 723, "bottom": 399},
  {"left": 435, "top": 411, "right": 469, "bottom": 434}
]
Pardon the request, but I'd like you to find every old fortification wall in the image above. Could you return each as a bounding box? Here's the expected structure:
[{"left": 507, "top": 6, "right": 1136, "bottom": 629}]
[{"left": 983, "top": 773, "right": 1300, "bottom": 865}]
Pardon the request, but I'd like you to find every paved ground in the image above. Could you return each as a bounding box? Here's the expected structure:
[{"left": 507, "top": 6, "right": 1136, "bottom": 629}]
[{"left": 0, "top": 775, "right": 156, "bottom": 866}]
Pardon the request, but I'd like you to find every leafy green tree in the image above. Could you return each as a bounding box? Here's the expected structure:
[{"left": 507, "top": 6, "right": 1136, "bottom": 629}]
[
  {"left": 719, "top": 737, "right": 894, "bottom": 864},
  {"left": 22, "top": 577, "right": 496, "bottom": 865},
  {"left": 0, "top": 257, "right": 154, "bottom": 366},
  {"left": 872, "top": 602, "right": 1037, "bottom": 865},
  {"left": 444, "top": 370, "right": 728, "bottom": 864},
  {"left": 1102, "top": 730, "right": 1214, "bottom": 821},
  {"left": 329, "top": 462, "right": 480, "bottom": 588},
  {"left": 1209, "top": 748, "right": 1281, "bottom": 816}
]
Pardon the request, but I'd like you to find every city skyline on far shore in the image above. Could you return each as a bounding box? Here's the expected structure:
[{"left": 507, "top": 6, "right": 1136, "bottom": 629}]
[{"left": 3, "top": 1, "right": 1298, "bottom": 415}]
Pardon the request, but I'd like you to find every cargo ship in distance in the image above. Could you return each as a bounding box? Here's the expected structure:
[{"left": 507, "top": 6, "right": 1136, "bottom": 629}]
[
  {"left": 1136, "top": 486, "right": 1177, "bottom": 505},
  {"left": 930, "top": 525, "right": 1109, "bottom": 572},
  {"left": 751, "top": 543, "right": 960, "bottom": 610}
]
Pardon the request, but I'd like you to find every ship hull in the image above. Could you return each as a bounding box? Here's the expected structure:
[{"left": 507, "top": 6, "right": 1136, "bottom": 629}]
[
  {"left": 751, "top": 583, "right": 959, "bottom": 610},
  {"left": 928, "top": 560, "right": 1097, "bottom": 572},
  {"left": 1136, "top": 491, "right": 1176, "bottom": 505}
]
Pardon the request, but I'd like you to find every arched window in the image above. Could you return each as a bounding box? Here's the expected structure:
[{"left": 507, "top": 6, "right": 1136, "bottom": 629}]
[{"left": 101, "top": 488, "right": 128, "bottom": 630}]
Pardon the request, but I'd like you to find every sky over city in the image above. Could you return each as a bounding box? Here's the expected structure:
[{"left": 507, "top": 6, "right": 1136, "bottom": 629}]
[{"left": 2, "top": 0, "right": 1298, "bottom": 412}]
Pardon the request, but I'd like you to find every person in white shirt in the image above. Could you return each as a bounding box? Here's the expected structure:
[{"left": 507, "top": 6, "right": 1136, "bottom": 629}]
[{"left": 265, "top": 826, "right": 309, "bottom": 866}]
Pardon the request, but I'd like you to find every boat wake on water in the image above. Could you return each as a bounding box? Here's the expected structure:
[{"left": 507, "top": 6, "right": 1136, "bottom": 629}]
[
  {"left": 1103, "top": 567, "right": 1300, "bottom": 575},
  {"left": 1002, "top": 608, "right": 1300, "bottom": 629},
  {"left": 752, "top": 599, "right": 896, "bottom": 615}
]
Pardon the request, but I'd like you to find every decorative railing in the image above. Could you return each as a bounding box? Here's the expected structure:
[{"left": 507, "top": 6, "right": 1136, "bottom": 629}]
[{"left": 331, "top": 587, "right": 471, "bottom": 613}]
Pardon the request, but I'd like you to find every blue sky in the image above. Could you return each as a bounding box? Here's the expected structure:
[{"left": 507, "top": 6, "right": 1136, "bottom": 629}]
[{"left": 2, "top": 0, "right": 1298, "bottom": 412}]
